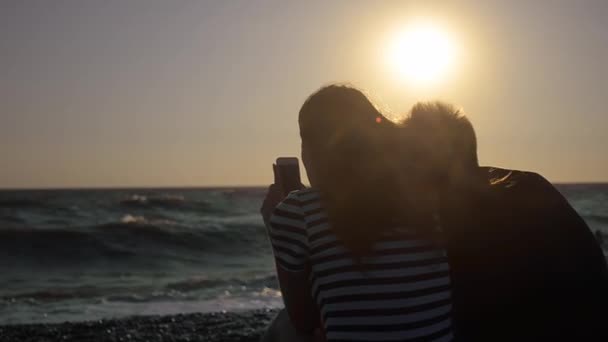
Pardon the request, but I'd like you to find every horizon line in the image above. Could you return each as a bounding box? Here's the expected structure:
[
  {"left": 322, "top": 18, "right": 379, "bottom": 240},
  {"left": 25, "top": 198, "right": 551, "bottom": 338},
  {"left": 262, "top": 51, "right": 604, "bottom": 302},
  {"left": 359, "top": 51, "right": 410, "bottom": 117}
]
[
  {"left": 1, "top": 181, "right": 607, "bottom": 191},
  {"left": 0, "top": 185, "right": 270, "bottom": 191}
]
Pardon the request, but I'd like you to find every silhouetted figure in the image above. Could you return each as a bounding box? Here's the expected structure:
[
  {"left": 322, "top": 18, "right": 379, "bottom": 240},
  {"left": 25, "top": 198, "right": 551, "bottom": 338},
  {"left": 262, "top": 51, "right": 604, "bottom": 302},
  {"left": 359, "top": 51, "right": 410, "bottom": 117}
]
[
  {"left": 261, "top": 86, "right": 455, "bottom": 342},
  {"left": 407, "top": 102, "right": 608, "bottom": 341}
]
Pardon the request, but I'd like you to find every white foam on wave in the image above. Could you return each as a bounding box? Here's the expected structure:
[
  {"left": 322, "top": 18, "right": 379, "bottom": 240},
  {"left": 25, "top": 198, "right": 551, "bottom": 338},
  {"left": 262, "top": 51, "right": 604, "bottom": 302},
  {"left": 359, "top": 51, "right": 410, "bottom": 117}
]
[
  {"left": 120, "top": 214, "right": 147, "bottom": 224},
  {"left": 119, "top": 214, "right": 176, "bottom": 226}
]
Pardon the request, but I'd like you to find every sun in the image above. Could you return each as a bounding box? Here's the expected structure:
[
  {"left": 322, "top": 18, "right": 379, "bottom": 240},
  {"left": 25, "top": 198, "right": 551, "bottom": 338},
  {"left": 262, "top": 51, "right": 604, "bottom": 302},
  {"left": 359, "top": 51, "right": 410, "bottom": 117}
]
[{"left": 388, "top": 23, "right": 457, "bottom": 84}]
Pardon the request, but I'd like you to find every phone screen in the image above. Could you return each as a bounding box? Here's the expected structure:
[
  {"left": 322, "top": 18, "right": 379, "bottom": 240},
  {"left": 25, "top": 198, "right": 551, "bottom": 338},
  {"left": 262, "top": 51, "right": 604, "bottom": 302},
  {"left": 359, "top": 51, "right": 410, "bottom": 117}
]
[{"left": 275, "top": 158, "right": 301, "bottom": 196}]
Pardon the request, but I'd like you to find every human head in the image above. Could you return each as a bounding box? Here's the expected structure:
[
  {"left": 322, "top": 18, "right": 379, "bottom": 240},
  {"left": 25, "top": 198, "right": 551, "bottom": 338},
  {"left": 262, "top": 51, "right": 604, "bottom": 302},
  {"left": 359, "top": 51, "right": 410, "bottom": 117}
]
[
  {"left": 405, "top": 101, "right": 479, "bottom": 188},
  {"left": 298, "top": 84, "right": 390, "bottom": 188},
  {"left": 297, "top": 85, "right": 438, "bottom": 255}
]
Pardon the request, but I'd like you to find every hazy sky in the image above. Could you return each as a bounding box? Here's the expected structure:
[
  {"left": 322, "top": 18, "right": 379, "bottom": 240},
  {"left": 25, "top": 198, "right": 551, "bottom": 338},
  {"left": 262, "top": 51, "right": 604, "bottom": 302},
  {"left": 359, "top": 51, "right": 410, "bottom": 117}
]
[{"left": 1, "top": 0, "right": 607, "bottom": 188}]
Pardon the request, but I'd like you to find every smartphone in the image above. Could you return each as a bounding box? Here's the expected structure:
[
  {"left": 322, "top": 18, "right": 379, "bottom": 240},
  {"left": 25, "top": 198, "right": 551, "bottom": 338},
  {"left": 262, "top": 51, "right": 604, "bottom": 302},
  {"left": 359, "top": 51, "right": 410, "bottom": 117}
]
[{"left": 275, "top": 157, "right": 301, "bottom": 196}]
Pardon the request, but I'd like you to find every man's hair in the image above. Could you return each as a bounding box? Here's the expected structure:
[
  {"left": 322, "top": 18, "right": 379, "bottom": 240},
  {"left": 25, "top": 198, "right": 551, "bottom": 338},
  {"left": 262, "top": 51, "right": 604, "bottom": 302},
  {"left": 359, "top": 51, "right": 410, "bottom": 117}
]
[{"left": 407, "top": 101, "right": 479, "bottom": 169}]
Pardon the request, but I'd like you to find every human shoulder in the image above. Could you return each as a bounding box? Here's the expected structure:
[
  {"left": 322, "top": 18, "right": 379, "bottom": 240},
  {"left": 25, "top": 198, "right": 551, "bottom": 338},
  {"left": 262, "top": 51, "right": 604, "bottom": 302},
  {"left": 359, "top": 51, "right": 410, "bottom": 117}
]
[
  {"left": 272, "top": 188, "right": 319, "bottom": 219},
  {"left": 482, "top": 166, "right": 551, "bottom": 190},
  {"left": 286, "top": 188, "right": 320, "bottom": 203},
  {"left": 481, "top": 166, "right": 564, "bottom": 210},
  {"left": 275, "top": 188, "right": 314, "bottom": 205}
]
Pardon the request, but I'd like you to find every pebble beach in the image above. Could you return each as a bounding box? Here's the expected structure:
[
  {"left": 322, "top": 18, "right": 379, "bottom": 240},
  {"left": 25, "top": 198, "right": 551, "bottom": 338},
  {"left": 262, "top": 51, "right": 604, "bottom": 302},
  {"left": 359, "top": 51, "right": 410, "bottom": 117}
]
[{"left": 0, "top": 309, "right": 278, "bottom": 342}]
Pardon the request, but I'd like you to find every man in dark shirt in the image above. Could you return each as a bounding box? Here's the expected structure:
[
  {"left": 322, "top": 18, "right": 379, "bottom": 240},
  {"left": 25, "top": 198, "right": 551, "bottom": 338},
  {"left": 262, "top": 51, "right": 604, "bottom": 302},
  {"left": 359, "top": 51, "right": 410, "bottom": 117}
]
[{"left": 408, "top": 102, "right": 608, "bottom": 340}]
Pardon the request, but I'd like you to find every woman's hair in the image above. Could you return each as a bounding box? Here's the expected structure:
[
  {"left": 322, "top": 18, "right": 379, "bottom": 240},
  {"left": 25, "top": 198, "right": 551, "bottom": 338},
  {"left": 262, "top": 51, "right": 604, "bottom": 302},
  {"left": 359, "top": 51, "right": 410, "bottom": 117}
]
[{"left": 299, "top": 85, "right": 435, "bottom": 255}]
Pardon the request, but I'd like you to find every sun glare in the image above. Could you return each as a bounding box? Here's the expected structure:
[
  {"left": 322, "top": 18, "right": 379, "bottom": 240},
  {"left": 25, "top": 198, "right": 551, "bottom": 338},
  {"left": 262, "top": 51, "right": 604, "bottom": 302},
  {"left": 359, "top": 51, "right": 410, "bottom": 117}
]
[{"left": 388, "top": 23, "right": 457, "bottom": 84}]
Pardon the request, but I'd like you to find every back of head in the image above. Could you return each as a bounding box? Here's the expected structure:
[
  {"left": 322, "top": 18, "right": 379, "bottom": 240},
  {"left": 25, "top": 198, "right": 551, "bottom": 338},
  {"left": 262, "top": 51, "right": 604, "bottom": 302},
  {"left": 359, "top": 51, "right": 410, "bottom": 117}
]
[
  {"left": 299, "top": 85, "right": 386, "bottom": 150},
  {"left": 406, "top": 102, "right": 478, "bottom": 186},
  {"left": 299, "top": 85, "right": 424, "bottom": 256}
]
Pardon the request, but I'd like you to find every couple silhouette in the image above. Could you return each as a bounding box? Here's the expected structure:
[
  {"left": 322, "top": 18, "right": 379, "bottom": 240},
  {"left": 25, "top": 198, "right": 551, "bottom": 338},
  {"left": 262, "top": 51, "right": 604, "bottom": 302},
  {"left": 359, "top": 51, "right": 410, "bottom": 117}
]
[{"left": 260, "top": 85, "right": 608, "bottom": 342}]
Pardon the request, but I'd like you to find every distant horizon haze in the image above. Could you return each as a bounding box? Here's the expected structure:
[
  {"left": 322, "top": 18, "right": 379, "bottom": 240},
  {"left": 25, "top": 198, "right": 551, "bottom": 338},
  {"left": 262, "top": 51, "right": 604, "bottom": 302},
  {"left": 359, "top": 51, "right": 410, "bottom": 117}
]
[{"left": 1, "top": 179, "right": 608, "bottom": 191}]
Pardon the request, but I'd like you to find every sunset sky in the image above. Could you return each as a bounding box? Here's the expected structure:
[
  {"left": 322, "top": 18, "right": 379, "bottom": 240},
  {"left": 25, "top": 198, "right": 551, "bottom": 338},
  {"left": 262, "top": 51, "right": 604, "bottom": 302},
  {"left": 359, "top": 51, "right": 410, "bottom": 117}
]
[{"left": 1, "top": 0, "right": 607, "bottom": 188}]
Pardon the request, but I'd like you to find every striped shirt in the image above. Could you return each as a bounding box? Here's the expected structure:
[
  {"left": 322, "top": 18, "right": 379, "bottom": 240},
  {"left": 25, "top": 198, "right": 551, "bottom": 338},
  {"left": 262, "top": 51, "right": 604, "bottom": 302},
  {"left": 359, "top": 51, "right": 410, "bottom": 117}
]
[{"left": 267, "top": 188, "right": 454, "bottom": 342}]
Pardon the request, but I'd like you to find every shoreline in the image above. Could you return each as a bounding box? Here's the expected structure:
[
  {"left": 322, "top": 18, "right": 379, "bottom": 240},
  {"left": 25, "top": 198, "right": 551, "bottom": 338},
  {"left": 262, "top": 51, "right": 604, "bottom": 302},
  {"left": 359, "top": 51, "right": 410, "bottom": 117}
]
[{"left": 0, "top": 309, "right": 279, "bottom": 342}]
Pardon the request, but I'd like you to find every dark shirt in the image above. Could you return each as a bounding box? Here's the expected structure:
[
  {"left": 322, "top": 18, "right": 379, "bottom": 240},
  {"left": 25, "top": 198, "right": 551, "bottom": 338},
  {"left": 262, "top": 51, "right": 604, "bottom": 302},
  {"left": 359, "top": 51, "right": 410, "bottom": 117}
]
[{"left": 442, "top": 167, "right": 608, "bottom": 341}]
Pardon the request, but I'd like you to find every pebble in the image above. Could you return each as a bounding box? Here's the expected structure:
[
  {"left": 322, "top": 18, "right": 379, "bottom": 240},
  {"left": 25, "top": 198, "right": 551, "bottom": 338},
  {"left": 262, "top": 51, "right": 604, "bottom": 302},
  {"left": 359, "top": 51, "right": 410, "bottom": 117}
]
[{"left": 0, "top": 309, "right": 279, "bottom": 342}]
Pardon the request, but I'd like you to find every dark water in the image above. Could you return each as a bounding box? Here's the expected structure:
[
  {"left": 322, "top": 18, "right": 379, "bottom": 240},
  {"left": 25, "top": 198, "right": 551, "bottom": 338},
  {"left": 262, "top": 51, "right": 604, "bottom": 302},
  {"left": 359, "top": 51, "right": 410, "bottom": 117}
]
[
  {"left": 0, "top": 188, "right": 281, "bottom": 324},
  {"left": 0, "top": 185, "right": 606, "bottom": 324}
]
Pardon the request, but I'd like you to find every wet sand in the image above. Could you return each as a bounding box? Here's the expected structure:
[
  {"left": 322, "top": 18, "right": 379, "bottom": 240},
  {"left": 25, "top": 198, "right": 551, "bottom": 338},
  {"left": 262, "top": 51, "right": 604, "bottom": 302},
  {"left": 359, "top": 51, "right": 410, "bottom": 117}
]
[{"left": 0, "top": 309, "right": 278, "bottom": 342}]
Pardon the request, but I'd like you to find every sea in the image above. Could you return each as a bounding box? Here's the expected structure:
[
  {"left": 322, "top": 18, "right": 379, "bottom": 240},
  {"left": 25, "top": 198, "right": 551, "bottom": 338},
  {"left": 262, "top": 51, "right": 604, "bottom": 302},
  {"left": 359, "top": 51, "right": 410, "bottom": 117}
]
[{"left": 0, "top": 185, "right": 606, "bottom": 325}]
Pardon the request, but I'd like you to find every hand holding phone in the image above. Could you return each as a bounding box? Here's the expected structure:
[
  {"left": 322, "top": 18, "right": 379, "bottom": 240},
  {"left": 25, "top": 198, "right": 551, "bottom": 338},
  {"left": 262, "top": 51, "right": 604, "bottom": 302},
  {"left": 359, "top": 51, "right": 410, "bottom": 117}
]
[
  {"left": 274, "top": 157, "right": 301, "bottom": 196},
  {"left": 261, "top": 157, "right": 302, "bottom": 226}
]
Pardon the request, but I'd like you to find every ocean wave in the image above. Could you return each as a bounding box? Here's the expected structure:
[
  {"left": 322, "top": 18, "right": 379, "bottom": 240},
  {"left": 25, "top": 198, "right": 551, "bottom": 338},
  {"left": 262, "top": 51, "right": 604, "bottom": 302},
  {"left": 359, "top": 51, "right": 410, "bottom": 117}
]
[
  {"left": 0, "top": 214, "right": 25, "bottom": 223},
  {"left": 0, "top": 227, "right": 136, "bottom": 261},
  {"left": 0, "top": 198, "right": 47, "bottom": 209},
  {"left": 119, "top": 194, "right": 211, "bottom": 211},
  {"left": 119, "top": 214, "right": 176, "bottom": 226},
  {"left": 586, "top": 214, "right": 608, "bottom": 225},
  {"left": 2, "top": 286, "right": 189, "bottom": 304},
  {"left": 0, "top": 216, "right": 269, "bottom": 266},
  {"left": 165, "top": 277, "right": 229, "bottom": 292},
  {"left": 2, "top": 274, "right": 278, "bottom": 305},
  {"left": 165, "top": 275, "right": 277, "bottom": 293},
  {"left": 104, "top": 291, "right": 195, "bottom": 303},
  {"left": 220, "top": 188, "right": 266, "bottom": 198},
  {"left": 120, "top": 194, "right": 184, "bottom": 206},
  {"left": 6, "top": 286, "right": 105, "bottom": 302}
]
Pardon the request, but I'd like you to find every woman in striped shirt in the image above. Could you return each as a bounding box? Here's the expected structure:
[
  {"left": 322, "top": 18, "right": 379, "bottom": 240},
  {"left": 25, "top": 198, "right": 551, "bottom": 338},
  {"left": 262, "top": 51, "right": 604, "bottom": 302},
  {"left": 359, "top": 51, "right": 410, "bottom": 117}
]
[{"left": 261, "top": 85, "right": 453, "bottom": 342}]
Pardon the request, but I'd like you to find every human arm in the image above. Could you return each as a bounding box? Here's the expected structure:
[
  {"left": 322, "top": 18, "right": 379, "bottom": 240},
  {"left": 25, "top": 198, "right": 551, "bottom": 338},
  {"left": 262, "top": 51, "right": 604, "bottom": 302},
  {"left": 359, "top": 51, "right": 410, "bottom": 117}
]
[{"left": 262, "top": 188, "right": 320, "bottom": 334}]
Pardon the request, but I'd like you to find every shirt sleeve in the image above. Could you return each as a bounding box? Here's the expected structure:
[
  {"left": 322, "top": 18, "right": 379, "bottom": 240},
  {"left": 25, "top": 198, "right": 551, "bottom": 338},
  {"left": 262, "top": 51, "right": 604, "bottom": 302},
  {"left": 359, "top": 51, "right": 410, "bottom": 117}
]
[{"left": 267, "top": 191, "right": 309, "bottom": 272}]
